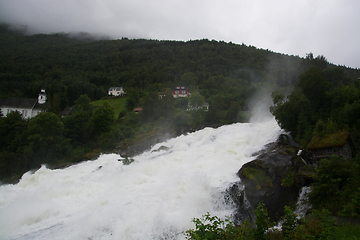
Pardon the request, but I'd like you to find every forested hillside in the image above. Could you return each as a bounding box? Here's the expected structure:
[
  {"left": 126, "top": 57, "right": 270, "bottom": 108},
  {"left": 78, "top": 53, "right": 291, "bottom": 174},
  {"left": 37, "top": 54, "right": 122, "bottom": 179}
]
[
  {"left": 1, "top": 23, "right": 360, "bottom": 183},
  {"left": 1, "top": 23, "right": 359, "bottom": 114},
  {"left": 1, "top": 23, "right": 357, "bottom": 104}
]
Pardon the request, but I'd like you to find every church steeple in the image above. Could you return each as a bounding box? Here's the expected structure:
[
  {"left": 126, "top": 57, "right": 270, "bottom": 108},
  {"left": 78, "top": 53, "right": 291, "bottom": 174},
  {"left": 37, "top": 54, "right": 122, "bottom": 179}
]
[{"left": 38, "top": 88, "right": 47, "bottom": 104}]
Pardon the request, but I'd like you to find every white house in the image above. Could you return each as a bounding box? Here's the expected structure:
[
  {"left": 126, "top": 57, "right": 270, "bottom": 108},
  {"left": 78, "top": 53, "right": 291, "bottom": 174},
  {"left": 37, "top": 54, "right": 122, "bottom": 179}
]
[
  {"left": 187, "top": 102, "right": 209, "bottom": 111},
  {"left": 108, "top": 87, "right": 125, "bottom": 96},
  {"left": 0, "top": 89, "right": 47, "bottom": 119}
]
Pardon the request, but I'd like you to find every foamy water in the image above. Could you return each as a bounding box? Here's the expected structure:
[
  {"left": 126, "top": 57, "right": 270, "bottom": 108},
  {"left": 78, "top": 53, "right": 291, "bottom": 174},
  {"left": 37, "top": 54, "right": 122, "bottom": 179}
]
[{"left": 0, "top": 118, "right": 281, "bottom": 240}]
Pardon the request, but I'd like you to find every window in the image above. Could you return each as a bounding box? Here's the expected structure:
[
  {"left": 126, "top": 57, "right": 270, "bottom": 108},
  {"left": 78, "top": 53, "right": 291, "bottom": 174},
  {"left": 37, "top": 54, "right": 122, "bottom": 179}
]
[
  {"left": 175, "top": 91, "right": 179, "bottom": 94},
  {"left": 181, "top": 87, "right": 185, "bottom": 89},
  {"left": 182, "top": 91, "right": 186, "bottom": 93}
]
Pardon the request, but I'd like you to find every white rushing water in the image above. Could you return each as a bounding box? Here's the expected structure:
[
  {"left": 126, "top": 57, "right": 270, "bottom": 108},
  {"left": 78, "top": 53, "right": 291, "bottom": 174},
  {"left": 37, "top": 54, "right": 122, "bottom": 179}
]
[{"left": 0, "top": 118, "right": 281, "bottom": 240}]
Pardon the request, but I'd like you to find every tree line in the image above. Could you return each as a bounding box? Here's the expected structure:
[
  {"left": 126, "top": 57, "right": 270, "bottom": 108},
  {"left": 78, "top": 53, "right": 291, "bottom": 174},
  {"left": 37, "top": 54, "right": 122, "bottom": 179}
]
[
  {"left": 270, "top": 63, "right": 360, "bottom": 219},
  {"left": 0, "top": 95, "right": 116, "bottom": 182}
]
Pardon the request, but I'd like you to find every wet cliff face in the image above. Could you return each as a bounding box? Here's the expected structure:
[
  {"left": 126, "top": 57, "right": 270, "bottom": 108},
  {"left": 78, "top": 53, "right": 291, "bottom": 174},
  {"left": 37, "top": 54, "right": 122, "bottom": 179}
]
[{"left": 229, "top": 134, "right": 306, "bottom": 223}]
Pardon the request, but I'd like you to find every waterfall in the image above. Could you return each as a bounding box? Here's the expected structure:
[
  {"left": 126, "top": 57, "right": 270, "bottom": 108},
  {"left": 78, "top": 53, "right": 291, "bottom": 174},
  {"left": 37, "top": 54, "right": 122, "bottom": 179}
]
[
  {"left": 295, "top": 186, "right": 312, "bottom": 218},
  {"left": 0, "top": 119, "right": 281, "bottom": 240}
]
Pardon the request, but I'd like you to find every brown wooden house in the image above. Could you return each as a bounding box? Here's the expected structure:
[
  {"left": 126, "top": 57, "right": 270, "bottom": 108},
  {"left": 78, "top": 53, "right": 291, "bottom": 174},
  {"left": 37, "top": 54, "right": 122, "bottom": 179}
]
[{"left": 307, "top": 131, "right": 354, "bottom": 161}]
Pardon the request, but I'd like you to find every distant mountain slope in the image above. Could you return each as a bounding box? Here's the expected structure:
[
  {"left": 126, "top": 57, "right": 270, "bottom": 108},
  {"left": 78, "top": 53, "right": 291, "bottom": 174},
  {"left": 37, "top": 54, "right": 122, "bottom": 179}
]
[{"left": 1, "top": 23, "right": 359, "bottom": 104}]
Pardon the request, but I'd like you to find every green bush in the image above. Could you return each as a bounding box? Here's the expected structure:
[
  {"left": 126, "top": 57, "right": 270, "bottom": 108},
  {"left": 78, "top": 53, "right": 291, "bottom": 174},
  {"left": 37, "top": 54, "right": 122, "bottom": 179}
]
[
  {"left": 186, "top": 202, "right": 272, "bottom": 240},
  {"left": 254, "top": 202, "right": 270, "bottom": 240},
  {"left": 281, "top": 168, "right": 301, "bottom": 187},
  {"left": 296, "top": 209, "right": 335, "bottom": 240},
  {"left": 309, "top": 156, "right": 356, "bottom": 215},
  {"left": 282, "top": 206, "right": 298, "bottom": 240},
  {"left": 186, "top": 212, "right": 228, "bottom": 240},
  {"left": 333, "top": 223, "right": 360, "bottom": 240},
  {"left": 186, "top": 204, "right": 340, "bottom": 240}
]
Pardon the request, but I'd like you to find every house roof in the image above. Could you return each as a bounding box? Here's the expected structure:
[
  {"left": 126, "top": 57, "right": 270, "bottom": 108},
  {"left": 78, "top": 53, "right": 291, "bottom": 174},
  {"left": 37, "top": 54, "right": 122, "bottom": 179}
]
[
  {"left": 34, "top": 102, "right": 48, "bottom": 110},
  {"left": 61, "top": 106, "right": 73, "bottom": 116},
  {"left": 1, "top": 97, "right": 38, "bottom": 109},
  {"left": 174, "top": 86, "right": 189, "bottom": 90},
  {"left": 108, "top": 87, "right": 123, "bottom": 91},
  {"left": 307, "top": 131, "right": 350, "bottom": 149}
]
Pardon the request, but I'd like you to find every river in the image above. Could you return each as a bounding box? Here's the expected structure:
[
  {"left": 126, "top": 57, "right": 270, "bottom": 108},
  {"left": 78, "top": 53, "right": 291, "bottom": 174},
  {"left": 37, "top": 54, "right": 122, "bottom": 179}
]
[{"left": 0, "top": 118, "right": 281, "bottom": 239}]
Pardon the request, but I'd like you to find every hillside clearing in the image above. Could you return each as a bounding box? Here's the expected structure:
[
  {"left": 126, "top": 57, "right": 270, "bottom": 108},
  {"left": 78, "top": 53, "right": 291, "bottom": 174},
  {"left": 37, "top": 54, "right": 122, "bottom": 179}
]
[{"left": 91, "top": 97, "right": 127, "bottom": 117}]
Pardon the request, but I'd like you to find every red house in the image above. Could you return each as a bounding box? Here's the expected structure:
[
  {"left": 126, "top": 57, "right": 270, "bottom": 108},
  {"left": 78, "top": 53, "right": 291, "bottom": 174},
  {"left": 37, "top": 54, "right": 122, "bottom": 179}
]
[
  {"left": 133, "top": 107, "right": 143, "bottom": 113},
  {"left": 171, "top": 86, "right": 191, "bottom": 98}
]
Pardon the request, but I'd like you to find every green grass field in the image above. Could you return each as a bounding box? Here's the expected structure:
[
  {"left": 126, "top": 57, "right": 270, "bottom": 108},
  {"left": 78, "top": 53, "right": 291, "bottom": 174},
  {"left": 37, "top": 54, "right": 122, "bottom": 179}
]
[{"left": 91, "top": 97, "right": 127, "bottom": 118}]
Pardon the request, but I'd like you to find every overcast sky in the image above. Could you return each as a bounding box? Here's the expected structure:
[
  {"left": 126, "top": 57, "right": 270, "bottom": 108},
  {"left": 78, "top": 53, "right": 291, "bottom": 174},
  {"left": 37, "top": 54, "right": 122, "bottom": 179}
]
[{"left": 0, "top": 0, "right": 359, "bottom": 68}]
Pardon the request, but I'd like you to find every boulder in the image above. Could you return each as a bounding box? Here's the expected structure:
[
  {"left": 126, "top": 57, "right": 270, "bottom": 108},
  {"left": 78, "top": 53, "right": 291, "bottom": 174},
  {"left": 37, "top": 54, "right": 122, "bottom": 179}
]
[
  {"left": 228, "top": 134, "right": 306, "bottom": 223},
  {"left": 151, "top": 145, "right": 170, "bottom": 153}
]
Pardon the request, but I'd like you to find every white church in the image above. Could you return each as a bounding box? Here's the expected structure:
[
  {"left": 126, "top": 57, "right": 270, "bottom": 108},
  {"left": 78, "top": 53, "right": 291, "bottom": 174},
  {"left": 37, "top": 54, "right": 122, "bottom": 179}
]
[{"left": 0, "top": 88, "right": 47, "bottom": 119}]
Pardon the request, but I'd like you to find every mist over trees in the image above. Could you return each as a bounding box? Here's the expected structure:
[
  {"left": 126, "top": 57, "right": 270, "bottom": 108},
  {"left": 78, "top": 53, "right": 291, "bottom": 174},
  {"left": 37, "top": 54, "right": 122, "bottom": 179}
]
[{"left": 1, "top": 23, "right": 360, "bottom": 183}]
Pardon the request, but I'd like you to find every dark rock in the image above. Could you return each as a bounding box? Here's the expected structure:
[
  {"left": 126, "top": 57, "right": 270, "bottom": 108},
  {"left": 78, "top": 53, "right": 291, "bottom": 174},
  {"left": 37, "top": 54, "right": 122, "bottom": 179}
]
[
  {"left": 151, "top": 145, "right": 170, "bottom": 153},
  {"left": 117, "top": 130, "right": 176, "bottom": 158},
  {"left": 225, "top": 182, "right": 254, "bottom": 224},
  {"left": 116, "top": 126, "right": 209, "bottom": 158},
  {"left": 229, "top": 134, "right": 306, "bottom": 223},
  {"left": 278, "top": 133, "right": 299, "bottom": 147}
]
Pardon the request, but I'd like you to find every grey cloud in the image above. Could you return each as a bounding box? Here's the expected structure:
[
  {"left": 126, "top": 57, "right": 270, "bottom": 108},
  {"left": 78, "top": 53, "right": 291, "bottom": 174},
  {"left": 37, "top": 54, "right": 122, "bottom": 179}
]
[{"left": 0, "top": 0, "right": 359, "bottom": 68}]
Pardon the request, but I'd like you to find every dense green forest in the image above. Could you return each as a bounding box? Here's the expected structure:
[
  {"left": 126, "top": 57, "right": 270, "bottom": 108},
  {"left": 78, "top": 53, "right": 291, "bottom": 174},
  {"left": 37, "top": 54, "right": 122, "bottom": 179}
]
[{"left": 0, "top": 21, "right": 359, "bottom": 188}]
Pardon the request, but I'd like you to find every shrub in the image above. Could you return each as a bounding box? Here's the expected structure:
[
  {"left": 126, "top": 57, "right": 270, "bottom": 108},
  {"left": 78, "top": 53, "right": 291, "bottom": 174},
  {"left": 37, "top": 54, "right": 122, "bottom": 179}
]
[
  {"left": 333, "top": 223, "right": 360, "bottom": 240},
  {"left": 281, "top": 168, "right": 300, "bottom": 187},
  {"left": 186, "top": 202, "right": 271, "bottom": 240},
  {"left": 254, "top": 202, "right": 270, "bottom": 240},
  {"left": 186, "top": 212, "right": 227, "bottom": 240},
  {"left": 282, "top": 206, "right": 298, "bottom": 240},
  {"left": 296, "top": 209, "right": 335, "bottom": 240},
  {"left": 186, "top": 205, "right": 337, "bottom": 240},
  {"left": 309, "top": 156, "right": 355, "bottom": 214}
]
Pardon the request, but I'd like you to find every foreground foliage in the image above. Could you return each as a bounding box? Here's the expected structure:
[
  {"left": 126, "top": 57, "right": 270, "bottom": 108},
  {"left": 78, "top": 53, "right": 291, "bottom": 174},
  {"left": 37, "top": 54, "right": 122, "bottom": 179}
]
[{"left": 186, "top": 203, "right": 338, "bottom": 240}]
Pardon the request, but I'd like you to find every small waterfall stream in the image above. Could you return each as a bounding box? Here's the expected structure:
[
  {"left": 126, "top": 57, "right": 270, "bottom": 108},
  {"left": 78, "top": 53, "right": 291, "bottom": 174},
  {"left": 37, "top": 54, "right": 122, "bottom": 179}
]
[{"left": 295, "top": 186, "right": 312, "bottom": 218}]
